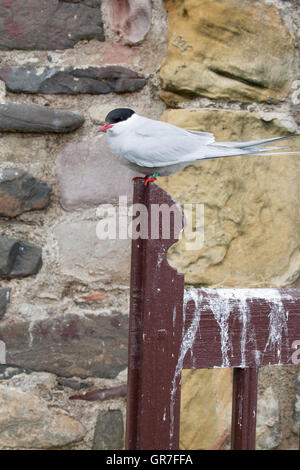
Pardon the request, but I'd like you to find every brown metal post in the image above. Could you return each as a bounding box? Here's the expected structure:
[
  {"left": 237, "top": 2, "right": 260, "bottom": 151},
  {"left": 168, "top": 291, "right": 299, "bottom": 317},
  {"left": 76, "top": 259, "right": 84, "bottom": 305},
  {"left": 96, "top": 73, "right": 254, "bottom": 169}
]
[
  {"left": 231, "top": 367, "right": 258, "bottom": 450},
  {"left": 125, "top": 181, "right": 185, "bottom": 450},
  {"left": 125, "top": 180, "right": 147, "bottom": 450}
]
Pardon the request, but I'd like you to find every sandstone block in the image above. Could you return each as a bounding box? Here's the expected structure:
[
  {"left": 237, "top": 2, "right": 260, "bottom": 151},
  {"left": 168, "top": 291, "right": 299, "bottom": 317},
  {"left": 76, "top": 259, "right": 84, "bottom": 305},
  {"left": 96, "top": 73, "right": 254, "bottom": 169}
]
[
  {"left": 180, "top": 369, "right": 232, "bottom": 449},
  {"left": 160, "top": 0, "right": 295, "bottom": 103},
  {"left": 0, "top": 385, "right": 85, "bottom": 449},
  {"left": 159, "top": 109, "right": 299, "bottom": 287}
]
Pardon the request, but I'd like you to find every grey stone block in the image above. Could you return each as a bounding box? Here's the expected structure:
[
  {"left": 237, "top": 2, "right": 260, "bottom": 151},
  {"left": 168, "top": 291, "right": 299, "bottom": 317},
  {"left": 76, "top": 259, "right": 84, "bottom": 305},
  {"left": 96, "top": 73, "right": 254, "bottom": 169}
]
[
  {"left": 0, "top": 0, "right": 104, "bottom": 50},
  {"left": 1, "top": 312, "right": 129, "bottom": 378},
  {"left": 0, "top": 236, "right": 42, "bottom": 279},
  {"left": 0, "top": 66, "right": 146, "bottom": 94},
  {"left": 0, "top": 103, "right": 84, "bottom": 133},
  {"left": 0, "top": 168, "right": 52, "bottom": 217}
]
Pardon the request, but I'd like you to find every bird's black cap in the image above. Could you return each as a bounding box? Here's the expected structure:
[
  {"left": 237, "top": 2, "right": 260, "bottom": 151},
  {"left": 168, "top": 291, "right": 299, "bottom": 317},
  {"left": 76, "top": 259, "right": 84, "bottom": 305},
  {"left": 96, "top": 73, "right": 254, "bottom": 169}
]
[{"left": 105, "top": 108, "right": 135, "bottom": 124}]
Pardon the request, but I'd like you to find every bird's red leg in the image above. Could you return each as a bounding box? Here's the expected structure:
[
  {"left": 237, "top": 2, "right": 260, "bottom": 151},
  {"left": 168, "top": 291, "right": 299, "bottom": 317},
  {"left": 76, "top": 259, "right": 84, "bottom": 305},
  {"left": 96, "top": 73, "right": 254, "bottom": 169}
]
[
  {"left": 144, "top": 173, "right": 158, "bottom": 187},
  {"left": 132, "top": 173, "right": 158, "bottom": 186}
]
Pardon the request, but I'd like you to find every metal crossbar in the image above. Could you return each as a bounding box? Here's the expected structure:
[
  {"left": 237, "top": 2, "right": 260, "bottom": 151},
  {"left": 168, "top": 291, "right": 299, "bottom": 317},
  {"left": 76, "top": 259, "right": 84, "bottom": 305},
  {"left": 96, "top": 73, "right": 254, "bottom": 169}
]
[{"left": 126, "top": 181, "right": 300, "bottom": 450}]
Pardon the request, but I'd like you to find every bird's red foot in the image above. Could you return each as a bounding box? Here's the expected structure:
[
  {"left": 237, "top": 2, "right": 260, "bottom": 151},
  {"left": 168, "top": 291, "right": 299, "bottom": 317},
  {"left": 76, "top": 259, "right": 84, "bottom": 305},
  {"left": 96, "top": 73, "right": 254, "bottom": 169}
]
[
  {"left": 144, "top": 176, "right": 156, "bottom": 187},
  {"left": 132, "top": 174, "right": 158, "bottom": 186}
]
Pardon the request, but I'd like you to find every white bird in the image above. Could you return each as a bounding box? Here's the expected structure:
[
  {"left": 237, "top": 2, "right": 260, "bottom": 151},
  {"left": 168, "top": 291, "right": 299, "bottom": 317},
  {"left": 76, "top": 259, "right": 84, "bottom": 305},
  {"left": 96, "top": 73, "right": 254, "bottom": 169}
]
[{"left": 98, "top": 108, "right": 298, "bottom": 186}]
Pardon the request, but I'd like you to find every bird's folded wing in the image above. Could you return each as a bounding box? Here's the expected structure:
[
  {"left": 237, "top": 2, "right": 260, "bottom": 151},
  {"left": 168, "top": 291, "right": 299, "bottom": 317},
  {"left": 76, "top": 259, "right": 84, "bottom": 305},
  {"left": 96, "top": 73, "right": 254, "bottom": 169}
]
[
  {"left": 122, "top": 143, "right": 251, "bottom": 168},
  {"left": 122, "top": 142, "right": 297, "bottom": 168},
  {"left": 123, "top": 123, "right": 299, "bottom": 167},
  {"left": 123, "top": 117, "right": 217, "bottom": 167}
]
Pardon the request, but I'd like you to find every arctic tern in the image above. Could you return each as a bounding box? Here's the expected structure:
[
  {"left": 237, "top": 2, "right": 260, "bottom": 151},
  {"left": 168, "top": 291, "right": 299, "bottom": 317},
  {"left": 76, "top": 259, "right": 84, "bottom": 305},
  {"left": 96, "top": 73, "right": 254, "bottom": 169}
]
[{"left": 98, "top": 108, "right": 298, "bottom": 186}]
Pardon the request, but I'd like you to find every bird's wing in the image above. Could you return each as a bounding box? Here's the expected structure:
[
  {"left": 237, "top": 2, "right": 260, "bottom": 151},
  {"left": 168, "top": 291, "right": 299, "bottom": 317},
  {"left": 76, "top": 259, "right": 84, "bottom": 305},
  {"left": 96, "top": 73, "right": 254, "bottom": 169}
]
[
  {"left": 122, "top": 139, "right": 250, "bottom": 168},
  {"left": 121, "top": 116, "right": 298, "bottom": 168},
  {"left": 134, "top": 117, "right": 215, "bottom": 144},
  {"left": 121, "top": 117, "right": 216, "bottom": 167},
  {"left": 122, "top": 139, "right": 294, "bottom": 168}
]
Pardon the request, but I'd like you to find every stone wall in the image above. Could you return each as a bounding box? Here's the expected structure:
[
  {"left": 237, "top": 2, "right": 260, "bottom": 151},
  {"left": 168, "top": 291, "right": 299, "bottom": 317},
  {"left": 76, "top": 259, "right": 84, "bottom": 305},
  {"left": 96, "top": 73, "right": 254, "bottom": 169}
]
[{"left": 0, "top": 0, "right": 299, "bottom": 450}]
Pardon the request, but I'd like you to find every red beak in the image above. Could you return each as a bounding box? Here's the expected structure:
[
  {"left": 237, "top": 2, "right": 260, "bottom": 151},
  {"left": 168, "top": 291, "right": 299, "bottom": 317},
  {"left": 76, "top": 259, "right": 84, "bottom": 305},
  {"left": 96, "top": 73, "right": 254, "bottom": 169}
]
[{"left": 97, "top": 123, "right": 113, "bottom": 133}]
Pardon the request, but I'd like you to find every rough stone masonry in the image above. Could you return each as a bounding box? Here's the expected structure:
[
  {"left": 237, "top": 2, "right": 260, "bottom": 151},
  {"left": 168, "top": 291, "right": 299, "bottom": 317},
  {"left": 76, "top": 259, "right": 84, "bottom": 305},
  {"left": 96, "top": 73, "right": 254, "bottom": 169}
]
[{"left": 0, "top": 0, "right": 299, "bottom": 450}]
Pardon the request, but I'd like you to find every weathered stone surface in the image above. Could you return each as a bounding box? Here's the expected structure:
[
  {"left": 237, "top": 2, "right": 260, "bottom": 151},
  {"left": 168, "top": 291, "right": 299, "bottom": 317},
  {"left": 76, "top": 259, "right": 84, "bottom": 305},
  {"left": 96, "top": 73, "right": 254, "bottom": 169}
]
[
  {"left": 0, "top": 236, "right": 20, "bottom": 276},
  {"left": 180, "top": 369, "right": 232, "bottom": 450},
  {"left": 0, "top": 66, "right": 146, "bottom": 94},
  {"left": 160, "top": 0, "right": 296, "bottom": 103},
  {"left": 0, "top": 385, "right": 85, "bottom": 449},
  {"left": 10, "top": 243, "right": 42, "bottom": 278},
  {"left": 0, "top": 365, "right": 30, "bottom": 381},
  {"left": 0, "top": 103, "right": 84, "bottom": 133},
  {"left": 108, "top": 0, "right": 152, "bottom": 45},
  {"left": 0, "top": 236, "right": 42, "bottom": 279},
  {"left": 0, "top": 312, "right": 128, "bottom": 378},
  {"left": 93, "top": 410, "right": 124, "bottom": 450},
  {"left": 0, "top": 0, "right": 104, "bottom": 51},
  {"left": 56, "top": 219, "right": 131, "bottom": 283},
  {"left": 63, "top": 0, "right": 101, "bottom": 5},
  {"left": 0, "top": 341, "right": 5, "bottom": 364},
  {"left": 0, "top": 80, "right": 5, "bottom": 104},
  {"left": 4, "top": 370, "right": 57, "bottom": 397},
  {"left": 57, "top": 377, "right": 93, "bottom": 391},
  {"left": 0, "top": 168, "right": 52, "bottom": 217},
  {"left": 56, "top": 136, "right": 136, "bottom": 210},
  {"left": 0, "top": 288, "right": 10, "bottom": 320},
  {"left": 159, "top": 109, "right": 300, "bottom": 287},
  {"left": 256, "top": 387, "right": 281, "bottom": 449},
  {"left": 0, "top": 134, "right": 48, "bottom": 166},
  {"left": 89, "top": 104, "right": 119, "bottom": 125}
]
